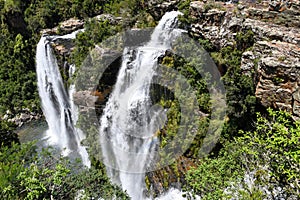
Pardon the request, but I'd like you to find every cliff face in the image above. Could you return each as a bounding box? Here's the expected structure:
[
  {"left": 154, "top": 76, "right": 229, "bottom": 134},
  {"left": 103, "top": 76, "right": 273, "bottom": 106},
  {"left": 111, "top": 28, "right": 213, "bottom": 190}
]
[
  {"left": 188, "top": 0, "right": 300, "bottom": 118},
  {"left": 52, "top": 0, "right": 300, "bottom": 119}
]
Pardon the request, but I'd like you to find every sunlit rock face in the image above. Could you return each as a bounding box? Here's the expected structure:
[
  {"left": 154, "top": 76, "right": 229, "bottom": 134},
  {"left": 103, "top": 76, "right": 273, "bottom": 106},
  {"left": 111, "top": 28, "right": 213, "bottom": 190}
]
[{"left": 188, "top": 1, "right": 300, "bottom": 118}]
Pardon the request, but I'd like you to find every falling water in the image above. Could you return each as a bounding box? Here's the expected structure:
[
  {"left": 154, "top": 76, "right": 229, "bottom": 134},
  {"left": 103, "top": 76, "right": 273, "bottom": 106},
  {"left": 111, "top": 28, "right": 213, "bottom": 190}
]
[
  {"left": 36, "top": 31, "right": 90, "bottom": 167},
  {"left": 99, "top": 11, "right": 182, "bottom": 200}
]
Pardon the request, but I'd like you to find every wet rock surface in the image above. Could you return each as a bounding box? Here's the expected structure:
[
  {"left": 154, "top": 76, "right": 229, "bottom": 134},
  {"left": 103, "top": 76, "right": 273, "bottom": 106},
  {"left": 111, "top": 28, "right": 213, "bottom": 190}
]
[{"left": 145, "top": 156, "right": 197, "bottom": 197}]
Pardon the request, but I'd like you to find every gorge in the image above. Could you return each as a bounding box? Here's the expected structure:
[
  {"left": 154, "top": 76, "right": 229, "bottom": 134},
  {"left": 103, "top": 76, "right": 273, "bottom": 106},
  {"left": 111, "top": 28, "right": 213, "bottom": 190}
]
[{"left": 1, "top": 0, "right": 299, "bottom": 199}]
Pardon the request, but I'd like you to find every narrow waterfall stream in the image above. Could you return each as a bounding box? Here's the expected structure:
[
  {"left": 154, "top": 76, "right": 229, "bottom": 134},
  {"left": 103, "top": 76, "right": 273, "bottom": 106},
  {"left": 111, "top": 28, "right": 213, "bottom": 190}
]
[
  {"left": 99, "top": 11, "right": 183, "bottom": 200},
  {"left": 36, "top": 31, "right": 90, "bottom": 167}
]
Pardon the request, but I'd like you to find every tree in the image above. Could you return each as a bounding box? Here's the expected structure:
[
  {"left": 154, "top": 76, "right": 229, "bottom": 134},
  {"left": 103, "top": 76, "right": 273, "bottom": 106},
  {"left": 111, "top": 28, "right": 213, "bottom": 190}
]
[{"left": 0, "top": 120, "right": 18, "bottom": 148}]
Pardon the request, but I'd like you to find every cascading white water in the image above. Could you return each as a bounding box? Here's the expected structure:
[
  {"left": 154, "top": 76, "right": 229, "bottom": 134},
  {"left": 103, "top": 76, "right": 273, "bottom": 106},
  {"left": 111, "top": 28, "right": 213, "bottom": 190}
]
[
  {"left": 36, "top": 32, "right": 90, "bottom": 167},
  {"left": 99, "top": 11, "right": 182, "bottom": 200}
]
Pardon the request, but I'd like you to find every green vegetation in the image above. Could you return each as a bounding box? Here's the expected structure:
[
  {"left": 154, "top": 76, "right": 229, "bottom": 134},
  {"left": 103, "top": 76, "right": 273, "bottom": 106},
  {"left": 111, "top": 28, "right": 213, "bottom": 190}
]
[
  {"left": 0, "top": 120, "right": 18, "bottom": 147},
  {"left": 184, "top": 109, "right": 300, "bottom": 199},
  {"left": 158, "top": 51, "right": 212, "bottom": 159},
  {"left": 0, "top": 24, "right": 38, "bottom": 114},
  {"left": 203, "top": 1, "right": 225, "bottom": 12},
  {"left": 0, "top": 142, "right": 129, "bottom": 199},
  {"left": 72, "top": 19, "right": 121, "bottom": 68},
  {"left": 211, "top": 30, "right": 256, "bottom": 137},
  {"left": 24, "top": 0, "right": 105, "bottom": 33}
]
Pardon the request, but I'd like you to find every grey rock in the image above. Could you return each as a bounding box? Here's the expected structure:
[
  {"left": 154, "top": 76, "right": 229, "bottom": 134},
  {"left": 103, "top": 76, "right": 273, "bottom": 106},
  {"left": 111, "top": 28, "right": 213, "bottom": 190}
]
[
  {"left": 241, "top": 51, "right": 255, "bottom": 76},
  {"left": 73, "top": 91, "right": 98, "bottom": 107},
  {"left": 146, "top": 0, "right": 180, "bottom": 21},
  {"left": 187, "top": 2, "right": 300, "bottom": 117},
  {"left": 42, "top": 18, "right": 84, "bottom": 35}
]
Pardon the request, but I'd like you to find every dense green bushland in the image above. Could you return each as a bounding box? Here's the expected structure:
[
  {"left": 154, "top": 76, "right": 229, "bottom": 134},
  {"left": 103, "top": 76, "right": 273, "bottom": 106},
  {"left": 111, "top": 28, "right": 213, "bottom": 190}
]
[
  {"left": 158, "top": 51, "right": 212, "bottom": 159},
  {"left": 184, "top": 108, "right": 300, "bottom": 199},
  {"left": 0, "top": 120, "right": 18, "bottom": 148},
  {"left": 209, "top": 29, "right": 256, "bottom": 138},
  {"left": 0, "top": 23, "right": 38, "bottom": 114},
  {"left": 0, "top": 142, "right": 129, "bottom": 199},
  {"left": 71, "top": 19, "right": 122, "bottom": 69},
  {"left": 24, "top": 0, "right": 104, "bottom": 32}
]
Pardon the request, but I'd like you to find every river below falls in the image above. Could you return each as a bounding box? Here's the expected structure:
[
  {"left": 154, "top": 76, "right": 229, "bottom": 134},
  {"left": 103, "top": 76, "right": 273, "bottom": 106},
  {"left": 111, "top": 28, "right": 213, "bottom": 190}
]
[{"left": 16, "top": 120, "right": 48, "bottom": 147}]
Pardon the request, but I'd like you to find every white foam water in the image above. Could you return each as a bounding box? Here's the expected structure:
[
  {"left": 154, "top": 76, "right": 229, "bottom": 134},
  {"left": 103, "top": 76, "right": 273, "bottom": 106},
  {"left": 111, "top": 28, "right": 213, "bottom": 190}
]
[
  {"left": 36, "top": 32, "right": 90, "bottom": 167},
  {"left": 99, "top": 11, "right": 183, "bottom": 200}
]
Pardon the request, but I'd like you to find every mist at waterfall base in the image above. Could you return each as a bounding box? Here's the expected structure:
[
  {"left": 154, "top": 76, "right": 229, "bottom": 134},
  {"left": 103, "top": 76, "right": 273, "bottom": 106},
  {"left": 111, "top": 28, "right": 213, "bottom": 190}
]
[{"left": 35, "top": 12, "right": 202, "bottom": 199}]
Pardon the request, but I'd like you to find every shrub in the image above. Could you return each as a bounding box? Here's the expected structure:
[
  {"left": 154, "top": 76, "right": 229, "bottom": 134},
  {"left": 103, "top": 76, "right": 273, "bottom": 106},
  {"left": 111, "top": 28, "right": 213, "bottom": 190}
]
[{"left": 0, "top": 120, "right": 18, "bottom": 148}]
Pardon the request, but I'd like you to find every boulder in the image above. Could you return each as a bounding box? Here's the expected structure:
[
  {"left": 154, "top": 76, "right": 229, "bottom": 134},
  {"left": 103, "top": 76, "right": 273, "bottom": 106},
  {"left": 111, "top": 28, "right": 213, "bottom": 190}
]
[
  {"left": 95, "top": 14, "right": 121, "bottom": 25},
  {"left": 42, "top": 18, "right": 84, "bottom": 35},
  {"left": 6, "top": 110, "right": 42, "bottom": 127},
  {"left": 267, "top": 0, "right": 299, "bottom": 12},
  {"left": 146, "top": 0, "right": 181, "bottom": 21},
  {"left": 241, "top": 51, "right": 256, "bottom": 76},
  {"left": 73, "top": 91, "right": 98, "bottom": 108}
]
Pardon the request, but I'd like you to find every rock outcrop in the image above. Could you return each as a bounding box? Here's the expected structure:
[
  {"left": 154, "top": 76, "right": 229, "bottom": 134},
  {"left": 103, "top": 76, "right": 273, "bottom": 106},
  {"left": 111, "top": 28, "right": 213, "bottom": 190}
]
[
  {"left": 42, "top": 18, "right": 84, "bottom": 35},
  {"left": 3, "top": 109, "right": 42, "bottom": 127},
  {"left": 254, "top": 40, "right": 300, "bottom": 116},
  {"left": 145, "top": 156, "right": 197, "bottom": 197},
  {"left": 188, "top": 0, "right": 300, "bottom": 118},
  {"left": 146, "top": 0, "right": 181, "bottom": 21}
]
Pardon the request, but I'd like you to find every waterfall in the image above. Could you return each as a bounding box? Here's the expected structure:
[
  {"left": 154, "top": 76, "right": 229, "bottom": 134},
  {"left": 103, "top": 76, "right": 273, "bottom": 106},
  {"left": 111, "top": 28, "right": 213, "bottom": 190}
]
[
  {"left": 36, "top": 31, "right": 90, "bottom": 167},
  {"left": 99, "top": 11, "right": 182, "bottom": 200},
  {"left": 35, "top": 11, "right": 202, "bottom": 199}
]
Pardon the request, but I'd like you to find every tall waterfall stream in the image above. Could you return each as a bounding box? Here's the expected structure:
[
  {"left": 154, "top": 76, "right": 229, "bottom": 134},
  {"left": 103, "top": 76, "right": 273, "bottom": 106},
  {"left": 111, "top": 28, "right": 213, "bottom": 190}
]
[
  {"left": 99, "top": 11, "right": 182, "bottom": 200},
  {"left": 36, "top": 30, "right": 90, "bottom": 167}
]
